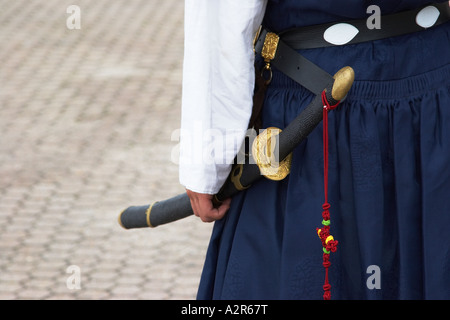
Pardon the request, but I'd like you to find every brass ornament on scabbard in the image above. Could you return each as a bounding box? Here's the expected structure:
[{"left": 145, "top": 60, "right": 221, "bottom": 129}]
[
  {"left": 230, "top": 164, "right": 250, "bottom": 191},
  {"left": 145, "top": 202, "right": 157, "bottom": 228},
  {"left": 261, "top": 32, "right": 279, "bottom": 85},
  {"left": 261, "top": 32, "right": 279, "bottom": 62},
  {"left": 252, "top": 127, "right": 292, "bottom": 181}
]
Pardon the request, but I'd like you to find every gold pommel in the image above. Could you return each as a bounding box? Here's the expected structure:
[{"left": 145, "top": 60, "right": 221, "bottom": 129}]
[{"left": 331, "top": 66, "right": 355, "bottom": 101}]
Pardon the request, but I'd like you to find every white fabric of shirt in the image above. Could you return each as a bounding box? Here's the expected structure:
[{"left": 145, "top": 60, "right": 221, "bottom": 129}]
[{"left": 179, "top": 0, "right": 267, "bottom": 194}]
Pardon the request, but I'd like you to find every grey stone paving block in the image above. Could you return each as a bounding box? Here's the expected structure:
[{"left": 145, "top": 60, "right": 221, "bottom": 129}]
[{"left": 0, "top": 0, "right": 212, "bottom": 300}]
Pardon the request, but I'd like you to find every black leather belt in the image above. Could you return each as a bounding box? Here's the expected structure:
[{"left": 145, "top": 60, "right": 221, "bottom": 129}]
[
  {"left": 254, "top": 2, "right": 450, "bottom": 95},
  {"left": 254, "top": 27, "right": 335, "bottom": 94}
]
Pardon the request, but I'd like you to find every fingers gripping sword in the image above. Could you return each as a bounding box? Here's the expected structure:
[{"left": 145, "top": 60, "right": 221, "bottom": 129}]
[{"left": 118, "top": 66, "right": 355, "bottom": 229}]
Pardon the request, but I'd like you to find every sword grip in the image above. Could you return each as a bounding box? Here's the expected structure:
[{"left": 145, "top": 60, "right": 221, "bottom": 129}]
[{"left": 278, "top": 92, "right": 325, "bottom": 161}]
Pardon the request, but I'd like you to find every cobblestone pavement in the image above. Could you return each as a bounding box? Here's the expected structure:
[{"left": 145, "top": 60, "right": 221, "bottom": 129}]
[{"left": 0, "top": 0, "right": 214, "bottom": 299}]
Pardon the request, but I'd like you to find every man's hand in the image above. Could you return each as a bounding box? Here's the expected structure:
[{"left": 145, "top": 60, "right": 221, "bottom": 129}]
[{"left": 186, "top": 189, "right": 231, "bottom": 222}]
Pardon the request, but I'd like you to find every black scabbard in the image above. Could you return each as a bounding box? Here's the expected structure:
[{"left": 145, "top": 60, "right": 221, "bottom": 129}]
[{"left": 118, "top": 78, "right": 343, "bottom": 229}]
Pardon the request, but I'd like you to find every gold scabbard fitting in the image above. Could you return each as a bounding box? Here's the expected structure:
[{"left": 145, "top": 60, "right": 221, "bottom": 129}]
[
  {"left": 145, "top": 202, "right": 157, "bottom": 228},
  {"left": 118, "top": 209, "right": 126, "bottom": 229},
  {"left": 261, "top": 32, "right": 279, "bottom": 85},
  {"left": 252, "top": 127, "right": 292, "bottom": 181},
  {"left": 230, "top": 164, "right": 250, "bottom": 191}
]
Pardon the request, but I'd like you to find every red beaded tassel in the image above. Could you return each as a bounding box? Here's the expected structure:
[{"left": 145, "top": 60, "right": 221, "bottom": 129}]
[{"left": 316, "top": 91, "right": 339, "bottom": 300}]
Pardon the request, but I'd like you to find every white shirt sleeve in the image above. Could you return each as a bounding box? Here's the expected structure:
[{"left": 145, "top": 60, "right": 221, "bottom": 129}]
[{"left": 179, "top": 0, "right": 267, "bottom": 194}]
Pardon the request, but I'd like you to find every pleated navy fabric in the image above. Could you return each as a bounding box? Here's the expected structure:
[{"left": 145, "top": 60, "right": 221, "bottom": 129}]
[{"left": 197, "top": 0, "right": 450, "bottom": 299}]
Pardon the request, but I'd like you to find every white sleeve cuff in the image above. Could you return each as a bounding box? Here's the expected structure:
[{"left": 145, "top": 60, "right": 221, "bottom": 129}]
[{"left": 180, "top": 0, "right": 267, "bottom": 194}]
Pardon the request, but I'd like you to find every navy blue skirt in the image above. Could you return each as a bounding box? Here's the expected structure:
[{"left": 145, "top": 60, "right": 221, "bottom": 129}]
[{"left": 198, "top": 22, "right": 450, "bottom": 300}]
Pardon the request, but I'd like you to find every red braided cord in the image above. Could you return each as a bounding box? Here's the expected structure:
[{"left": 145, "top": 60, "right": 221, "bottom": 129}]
[{"left": 319, "top": 90, "right": 340, "bottom": 300}]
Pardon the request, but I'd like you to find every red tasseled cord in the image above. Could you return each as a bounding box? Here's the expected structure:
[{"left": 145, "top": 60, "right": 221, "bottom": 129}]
[{"left": 318, "top": 90, "right": 339, "bottom": 300}]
